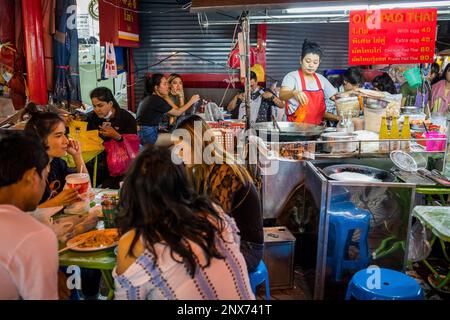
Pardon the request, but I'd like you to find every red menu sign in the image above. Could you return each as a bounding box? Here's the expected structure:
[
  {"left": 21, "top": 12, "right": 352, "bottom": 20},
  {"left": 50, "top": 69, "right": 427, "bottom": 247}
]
[
  {"left": 99, "top": 0, "right": 140, "bottom": 48},
  {"left": 349, "top": 9, "right": 437, "bottom": 65}
]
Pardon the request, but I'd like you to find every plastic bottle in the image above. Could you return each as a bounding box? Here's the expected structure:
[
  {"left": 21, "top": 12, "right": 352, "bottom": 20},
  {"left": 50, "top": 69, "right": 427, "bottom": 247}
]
[
  {"left": 379, "top": 116, "right": 389, "bottom": 152},
  {"left": 345, "top": 110, "right": 354, "bottom": 134},
  {"left": 336, "top": 111, "right": 346, "bottom": 132},
  {"left": 400, "top": 115, "right": 411, "bottom": 152},
  {"left": 390, "top": 116, "right": 400, "bottom": 150}
]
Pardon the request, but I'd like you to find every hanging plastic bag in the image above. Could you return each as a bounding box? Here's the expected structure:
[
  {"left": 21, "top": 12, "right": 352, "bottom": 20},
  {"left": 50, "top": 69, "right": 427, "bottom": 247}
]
[
  {"left": 407, "top": 219, "right": 433, "bottom": 262},
  {"left": 103, "top": 134, "right": 140, "bottom": 177},
  {"left": 104, "top": 42, "right": 117, "bottom": 79}
]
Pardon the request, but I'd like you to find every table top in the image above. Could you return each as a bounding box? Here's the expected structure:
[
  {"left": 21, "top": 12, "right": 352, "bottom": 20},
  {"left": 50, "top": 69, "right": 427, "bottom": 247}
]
[
  {"left": 58, "top": 188, "right": 119, "bottom": 270},
  {"left": 59, "top": 245, "right": 117, "bottom": 270}
]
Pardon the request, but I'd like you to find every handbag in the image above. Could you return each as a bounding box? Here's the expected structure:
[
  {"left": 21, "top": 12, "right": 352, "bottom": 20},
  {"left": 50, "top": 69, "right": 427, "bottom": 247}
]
[{"left": 103, "top": 134, "right": 140, "bottom": 177}]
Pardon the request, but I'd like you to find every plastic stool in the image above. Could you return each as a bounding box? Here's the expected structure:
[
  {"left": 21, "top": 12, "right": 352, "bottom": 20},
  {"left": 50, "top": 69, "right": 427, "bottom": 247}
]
[
  {"left": 346, "top": 267, "right": 424, "bottom": 300},
  {"left": 327, "top": 201, "right": 371, "bottom": 281},
  {"left": 249, "top": 260, "right": 270, "bottom": 300}
]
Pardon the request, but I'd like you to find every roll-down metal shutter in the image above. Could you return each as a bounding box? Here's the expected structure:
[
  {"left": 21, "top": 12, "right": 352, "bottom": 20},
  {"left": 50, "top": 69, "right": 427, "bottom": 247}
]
[
  {"left": 134, "top": 0, "right": 256, "bottom": 105},
  {"left": 266, "top": 23, "right": 349, "bottom": 85}
]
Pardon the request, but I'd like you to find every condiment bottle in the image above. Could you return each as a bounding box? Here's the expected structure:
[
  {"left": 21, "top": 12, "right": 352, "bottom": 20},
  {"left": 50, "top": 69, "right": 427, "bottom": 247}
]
[
  {"left": 379, "top": 116, "right": 389, "bottom": 152},
  {"left": 401, "top": 115, "right": 411, "bottom": 152},
  {"left": 337, "top": 111, "right": 346, "bottom": 132},
  {"left": 390, "top": 116, "right": 400, "bottom": 150}
]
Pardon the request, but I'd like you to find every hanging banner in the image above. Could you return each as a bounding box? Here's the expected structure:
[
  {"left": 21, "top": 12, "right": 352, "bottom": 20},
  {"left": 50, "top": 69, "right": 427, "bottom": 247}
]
[
  {"left": 54, "top": 0, "right": 81, "bottom": 103},
  {"left": 99, "top": 0, "right": 140, "bottom": 48},
  {"left": 349, "top": 8, "right": 437, "bottom": 65}
]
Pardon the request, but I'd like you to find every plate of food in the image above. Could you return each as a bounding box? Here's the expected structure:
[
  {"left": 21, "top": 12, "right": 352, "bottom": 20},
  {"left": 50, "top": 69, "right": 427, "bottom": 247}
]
[{"left": 66, "top": 228, "right": 119, "bottom": 252}]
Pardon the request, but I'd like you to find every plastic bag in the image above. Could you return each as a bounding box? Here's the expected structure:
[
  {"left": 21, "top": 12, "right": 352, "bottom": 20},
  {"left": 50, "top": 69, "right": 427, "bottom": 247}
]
[
  {"left": 104, "top": 42, "right": 117, "bottom": 79},
  {"left": 103, "top": 134, "right": 140, "bottom": 177},
  {"left": 205, "top": 102, "right": 224, "bottom": 121},
  {"left": 407, "top": 219, "right": 432, "bottom": 262},
  {"left": 52, "top": 211, "right": 99, "bottom": 243}
]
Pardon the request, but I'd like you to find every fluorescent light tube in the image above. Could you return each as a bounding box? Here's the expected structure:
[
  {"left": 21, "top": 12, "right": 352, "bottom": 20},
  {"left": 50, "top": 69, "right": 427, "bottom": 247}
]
[
  {"left": 287, "top": 1, "right": 450, "bottom": 14},
  {"left": 370, "top": 1, "right": 450, "bottom": 9},
  {"left": 286, "top": 5, "right": 368, "bottom": 13}
]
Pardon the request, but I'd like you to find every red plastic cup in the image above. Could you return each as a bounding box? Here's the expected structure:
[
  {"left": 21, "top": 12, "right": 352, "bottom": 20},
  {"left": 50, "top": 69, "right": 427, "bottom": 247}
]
[{"left": 65, "top": 173, "right": 90, "bottom": 194}]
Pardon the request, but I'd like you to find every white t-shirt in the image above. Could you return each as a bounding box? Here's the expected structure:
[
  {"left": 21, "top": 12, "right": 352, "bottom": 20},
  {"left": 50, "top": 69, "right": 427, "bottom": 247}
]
[
  {"left": 281, "top": 70, "right": 337, "bottom": 115},
  {"left": 0, "top": 205, "right": 59, "bottom": 300}
]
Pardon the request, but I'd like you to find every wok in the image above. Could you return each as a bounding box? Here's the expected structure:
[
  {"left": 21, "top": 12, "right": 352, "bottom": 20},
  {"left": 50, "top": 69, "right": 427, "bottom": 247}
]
[
  {"left": 254, "top": 121, "right": 324, "bottom": 142},
  {"left": 321, "top": 164, "right": 395, "bottom": 182}
]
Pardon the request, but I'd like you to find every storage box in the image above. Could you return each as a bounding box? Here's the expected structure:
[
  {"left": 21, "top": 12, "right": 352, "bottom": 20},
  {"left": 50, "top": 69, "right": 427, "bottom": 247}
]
[{"left": 263, "top": 226, "right": 296, "bottom": 290}]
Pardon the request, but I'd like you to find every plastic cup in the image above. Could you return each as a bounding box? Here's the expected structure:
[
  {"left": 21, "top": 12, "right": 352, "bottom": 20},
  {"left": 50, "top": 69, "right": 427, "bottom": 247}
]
[
  {"left": 65, "top": 173, "right": 90, "bottom": 194},
  {"left": 425, "top": 132, "right": 446, "bottom": 151}
]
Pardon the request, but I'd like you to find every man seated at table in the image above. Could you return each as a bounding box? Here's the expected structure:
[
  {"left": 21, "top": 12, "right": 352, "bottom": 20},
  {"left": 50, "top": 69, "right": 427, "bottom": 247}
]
[{"left": 0, "top": 132, "right": 59, "bottom": 299}]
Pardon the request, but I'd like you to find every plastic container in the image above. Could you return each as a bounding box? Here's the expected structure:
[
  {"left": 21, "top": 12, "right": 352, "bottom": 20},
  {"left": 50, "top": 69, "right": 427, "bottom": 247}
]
[
  {"left": 425, "top": 132, "right": 446, "bottom": 151},
  {"left": 364, "top": 106, "right": 386, "bottom": 132},
  {"left": 335, "top": 97, "right": 360, "bottom": 117},
  {"left": 403, "top": 67, "right": 422, "bottom": 88}
]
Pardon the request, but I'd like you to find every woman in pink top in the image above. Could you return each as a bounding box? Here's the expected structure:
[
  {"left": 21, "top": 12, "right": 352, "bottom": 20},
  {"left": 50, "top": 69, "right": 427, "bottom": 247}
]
[{"left": 431, "top": 64, "right": 450, "bottom": 115}]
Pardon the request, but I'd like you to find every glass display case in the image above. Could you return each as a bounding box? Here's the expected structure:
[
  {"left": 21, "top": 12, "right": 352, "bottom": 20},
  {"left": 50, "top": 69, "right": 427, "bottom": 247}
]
[{"left": 303, "top": 158, "right": 416, "bottom": 299}]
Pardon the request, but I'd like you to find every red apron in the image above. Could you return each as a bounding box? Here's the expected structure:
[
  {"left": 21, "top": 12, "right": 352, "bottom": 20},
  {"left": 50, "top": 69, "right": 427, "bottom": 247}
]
[{"left": 285, "top": 69, "right": 326, "bottom": 125}]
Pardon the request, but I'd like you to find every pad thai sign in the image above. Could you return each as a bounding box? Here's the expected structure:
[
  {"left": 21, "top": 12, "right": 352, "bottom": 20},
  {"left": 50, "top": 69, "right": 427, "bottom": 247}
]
[{"left": 348, "top": 8, "right": 437, "bottom": 65}]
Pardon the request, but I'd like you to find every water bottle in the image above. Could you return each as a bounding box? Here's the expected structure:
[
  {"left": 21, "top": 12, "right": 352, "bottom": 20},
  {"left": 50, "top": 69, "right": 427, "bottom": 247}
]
[
  {"left": 345, "top": 110, "right": 354, "bottom": 134},
  {"left": 336, "top": 111, "right": 346, "bottom": 132}
]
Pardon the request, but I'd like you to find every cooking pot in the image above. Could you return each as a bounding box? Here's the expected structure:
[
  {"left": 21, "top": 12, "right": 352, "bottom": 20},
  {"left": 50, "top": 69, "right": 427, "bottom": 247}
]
[
  {"left": 321, "top": 131, "right": 357, "bottom": 153},
  {"left": 400, "top": 105, "right": 422, "bottom": 114},
  {"left": 254, "top": 121, "right": 324, "bottom": 142}
]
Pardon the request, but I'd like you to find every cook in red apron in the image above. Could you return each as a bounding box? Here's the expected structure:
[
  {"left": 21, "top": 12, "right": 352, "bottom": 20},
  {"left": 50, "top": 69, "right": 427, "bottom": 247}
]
[{"left": 285, "top": 69, "right": 326, "bottom": 125}]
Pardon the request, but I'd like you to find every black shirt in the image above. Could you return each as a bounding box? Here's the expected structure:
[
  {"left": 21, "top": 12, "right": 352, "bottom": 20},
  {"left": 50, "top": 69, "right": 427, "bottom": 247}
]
[
  {"left": 40, "top": 158, "right": 75, "bottom": 204},
  {"left": 86, "top": 107, "right": 137, "bottom": 141},
  {"left": 204, "top": 164, "right": 264, "bottom": 245},
  {"left": 136, "top": 95, "right": 172, "bottom": 127}
]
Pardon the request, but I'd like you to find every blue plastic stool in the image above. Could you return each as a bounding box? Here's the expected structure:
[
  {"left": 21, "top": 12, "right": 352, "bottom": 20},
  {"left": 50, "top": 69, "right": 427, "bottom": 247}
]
[
  {"left": 346, "top": 267, "right": 424, "bottom": 300},
  {"left": 249, "top": 260, "right": 270, "bottom": 300},
  {"left": 327, "top": 201, "right": 371, "bottom": 281}
]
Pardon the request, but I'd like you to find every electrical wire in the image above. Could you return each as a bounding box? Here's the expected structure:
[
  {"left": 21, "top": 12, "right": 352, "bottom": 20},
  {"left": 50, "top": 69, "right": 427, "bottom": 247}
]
[{"left": 100, "top": 0, "right": 191, "bottom": 14}]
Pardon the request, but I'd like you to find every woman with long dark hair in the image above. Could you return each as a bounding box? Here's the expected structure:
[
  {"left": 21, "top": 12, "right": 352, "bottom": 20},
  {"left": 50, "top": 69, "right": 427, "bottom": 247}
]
[
  {"left": 431, "top": 63, "right": 450, "bottom": 115},
  {"left": 113, "top": 145, "right": 254, "bottom": 300},
  {"left": 136, "top": 73, "right": 199, "bottom": 145},
  {"left": 25, "top": 111, "right": 87, "bottom": 207},
  {"left": 175, "top": 115, "right": 264, "bottom": 273}
]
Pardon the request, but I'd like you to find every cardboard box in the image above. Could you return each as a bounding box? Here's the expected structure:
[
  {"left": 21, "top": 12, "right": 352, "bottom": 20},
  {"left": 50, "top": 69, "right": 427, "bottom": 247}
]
[{"left": 263, "top": 226, "right": 296, "bottom": 290}]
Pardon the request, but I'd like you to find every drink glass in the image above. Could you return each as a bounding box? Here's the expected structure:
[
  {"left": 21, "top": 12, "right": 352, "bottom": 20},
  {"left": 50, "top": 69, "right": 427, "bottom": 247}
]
[{"left": 65, "top": 173, "right": 90, "bottom": 194}]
